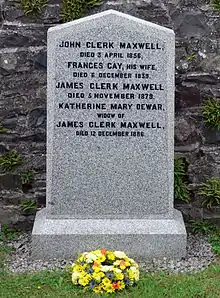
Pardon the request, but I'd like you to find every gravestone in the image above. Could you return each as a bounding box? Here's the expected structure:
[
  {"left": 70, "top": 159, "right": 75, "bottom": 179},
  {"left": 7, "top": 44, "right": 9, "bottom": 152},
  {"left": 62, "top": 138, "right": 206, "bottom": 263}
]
[{"left": 32, "top": 10, "right": 186, "bottom": 259}]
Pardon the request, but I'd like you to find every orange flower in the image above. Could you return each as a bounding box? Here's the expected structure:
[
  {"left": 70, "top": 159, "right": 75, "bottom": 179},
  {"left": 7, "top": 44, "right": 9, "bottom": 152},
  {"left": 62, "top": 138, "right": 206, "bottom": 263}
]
[
  {"left": 119, "top": 260, "right": 126, "bottom": 270},
  {"left": 93, "top": 262, "right": 100, "bottom": 267},
  {"left": 101, "top": 249, "right": 107, "bottom": 255},
  {"left": 112, "top": 282, "right": 119, "bottom": 290}
]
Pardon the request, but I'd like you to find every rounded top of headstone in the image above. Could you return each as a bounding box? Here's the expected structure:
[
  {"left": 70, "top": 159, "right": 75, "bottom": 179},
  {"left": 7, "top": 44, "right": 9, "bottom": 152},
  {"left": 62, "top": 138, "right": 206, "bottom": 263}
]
[{"left": 48, "top": 9, "right": 174, "bottom": 36}]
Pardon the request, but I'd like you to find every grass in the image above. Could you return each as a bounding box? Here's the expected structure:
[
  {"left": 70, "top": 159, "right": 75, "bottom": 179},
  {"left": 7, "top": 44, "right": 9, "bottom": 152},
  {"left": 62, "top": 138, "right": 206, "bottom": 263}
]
[
  {"left": 0, "top": 266, "right": 220, "bottom": 298},
  {"left": 1, "top": 224, "right": 220, "bottom": 297},
  {"left": 209, "top": 229, "right": 220, "bottom": 255}
]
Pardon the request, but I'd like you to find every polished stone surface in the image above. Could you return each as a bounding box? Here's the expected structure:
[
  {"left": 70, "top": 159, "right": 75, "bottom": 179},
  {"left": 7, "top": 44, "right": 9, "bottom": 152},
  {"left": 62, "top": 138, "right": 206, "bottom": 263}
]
[
  {"left": 47, "top": 10, "right": 175, "bottom": 218},
  {"left": 32, "top": 10, "right": 186, "bottom": 260},
  {"left": 32, "top": 208, "right": 186, "bottom": 260}
]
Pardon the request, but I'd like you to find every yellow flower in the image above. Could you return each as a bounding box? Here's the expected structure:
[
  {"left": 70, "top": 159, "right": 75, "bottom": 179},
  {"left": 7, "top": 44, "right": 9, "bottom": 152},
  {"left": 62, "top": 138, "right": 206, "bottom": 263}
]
[
  {"left": 78, "top": 274, "right": 91, "bottom": 286},
  {"left": 73, "top": 264, "right": 85, "bottom": 272},
  {"left": 77, "top": 252, "right": 87, "bottom": 262},
  {"left": 127, "top": 269, "right": 135, "bottom": 280},
  {"left": 92, "top": 262, "right": 101, "bottom": 273},
  {"left": 130, "top": 266, "right": 140, "bottom": 280},
  {"left": 93, "top": 267, "right": 101, "bottom": 273},
  {"left": 72, "top": 249, "right": 139, "bottom": 293},
  {"left": 37, "top": 286, "right": 41, "bottom": 289},
  {"left": 107, "top": 251, "right": 115, "bottom": 261},
  {"left": 77, "top": 257, "right": 83, "bottom": 263},
  {"left": 92, "top": 271, "right": 105, "bottom": 282},
  {"left": 114, "top": 251, "right": 127, "bottom": 258},
  {"left": 78, "top": 271, "right": 87, "bottom": 279},
  {"left": 113, "top": 268, "right": 122, "bottom": 274},
  {"left": 125, "top": 261, "right": 131, "bottom": 267},
  {"left": 93, "top": 249, "right": 101, "bottom": 255},
  {"left": 97, "top": 254, "right": 106, "bottom": 263},
  {"left": 118, "top": 281, "right": 125, "bottom": 290},
  {"left": 102, "top": 277, "right": 111, "bottom": 285},
  {"left": 115, "top": 272, "right": 124, "bottom": 280},
  {"left": 93, "top": 285, "right": 103, "bottom": 294},
  {"left": 102, "top": 283, "right": 115, "bottom": 293},
  {"left": 78, "top": 278, "right": 88, "bottom": 286}
]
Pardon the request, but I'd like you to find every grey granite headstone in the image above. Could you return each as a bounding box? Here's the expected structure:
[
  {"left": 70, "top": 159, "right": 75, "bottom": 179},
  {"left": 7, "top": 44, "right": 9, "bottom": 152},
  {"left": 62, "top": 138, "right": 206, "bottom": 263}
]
[{"left": 32, "top": 10, "right": 186, "bottom": 259}]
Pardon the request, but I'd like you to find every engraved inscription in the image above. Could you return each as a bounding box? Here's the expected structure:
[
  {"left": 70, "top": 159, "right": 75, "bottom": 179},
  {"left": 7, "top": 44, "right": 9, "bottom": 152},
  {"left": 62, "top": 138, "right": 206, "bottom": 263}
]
[{"left": 55, "top": 38, "right": 167, "bottom": 138}]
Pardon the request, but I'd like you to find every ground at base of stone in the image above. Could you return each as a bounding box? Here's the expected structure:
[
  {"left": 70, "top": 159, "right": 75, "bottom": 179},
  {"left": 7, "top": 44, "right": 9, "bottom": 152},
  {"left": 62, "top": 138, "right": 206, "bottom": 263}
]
[{"left": 2, "top": 232, "right": 216, "bottom": 274}]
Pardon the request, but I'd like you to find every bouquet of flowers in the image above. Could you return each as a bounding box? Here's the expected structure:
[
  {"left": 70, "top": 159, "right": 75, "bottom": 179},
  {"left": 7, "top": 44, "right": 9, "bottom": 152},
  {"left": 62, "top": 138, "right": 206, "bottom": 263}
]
[{"left": 71, "top": 249, "right": 140, "bottom": 294}]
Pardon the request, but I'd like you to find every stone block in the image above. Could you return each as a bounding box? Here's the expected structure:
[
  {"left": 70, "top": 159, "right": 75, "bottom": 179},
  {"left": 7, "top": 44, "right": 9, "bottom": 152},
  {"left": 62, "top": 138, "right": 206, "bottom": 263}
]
[
  {"left": 32, "top": 208, "right": 186, "bottom": 260},
  {"left": 32, "top": 10, "right": 186, "bottom": 259}
]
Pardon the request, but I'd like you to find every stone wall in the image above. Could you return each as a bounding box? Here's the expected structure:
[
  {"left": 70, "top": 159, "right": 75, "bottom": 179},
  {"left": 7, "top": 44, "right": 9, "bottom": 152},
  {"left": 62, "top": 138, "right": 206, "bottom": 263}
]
[{"left": 0, "top": 0, "right": 219, "bottom": 229}]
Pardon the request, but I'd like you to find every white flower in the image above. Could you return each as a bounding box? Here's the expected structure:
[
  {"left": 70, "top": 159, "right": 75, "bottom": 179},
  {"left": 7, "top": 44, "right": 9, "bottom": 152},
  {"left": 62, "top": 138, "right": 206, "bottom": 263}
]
[
  {"left": 101, "top": 265, "right": 113, "bottom": 272},
  {"left": 128, "top": 258, "right": 135, "bottom": 264},
  {"left": 113, "top": 260, "right": 120, "bottom": 266},
  {"left": 130, "top": 266, "right": 137, "bottom": 273},
  {"left": 85, "top": 253, "right": 97, "bottom": 263},
  {"left": 130, "top": 266, "right": 139, "bottom": 280},
  {"left": 72, "top": 272, "right": 80, "bottom": 284},
  {"left": 114, "top": 251, "right": 127, "bottom": 258},
  {"left": 134, "top": 271, "right": 140, "bottom": 280},
  {"left": 114, "top": 268, "right": 122, "bottom": 274}
]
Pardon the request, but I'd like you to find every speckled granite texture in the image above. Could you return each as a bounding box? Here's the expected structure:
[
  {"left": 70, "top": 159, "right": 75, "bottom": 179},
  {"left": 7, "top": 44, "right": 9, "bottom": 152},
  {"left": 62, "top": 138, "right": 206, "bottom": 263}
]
[
  {"left": 32, "top": 10, "right": 186, "bottom": 259},
  {"left": 1, "top": 0, "right": 220, "bottom": 229},
  {"left": 47, "top": 10, "right": 175, "bottom": 217},
  {"left": 32, "top": 208, "right": 186, "bottom": 260}
]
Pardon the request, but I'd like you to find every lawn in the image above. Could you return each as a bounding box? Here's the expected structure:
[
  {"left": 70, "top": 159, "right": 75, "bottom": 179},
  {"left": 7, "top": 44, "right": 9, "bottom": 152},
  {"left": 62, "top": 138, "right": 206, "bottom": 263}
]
[
  {"left": 0, "top": 265, "right": 220, "bottom": 298},
  {"left": 1, "top": 222, "right": 220, "bottom": 297}
]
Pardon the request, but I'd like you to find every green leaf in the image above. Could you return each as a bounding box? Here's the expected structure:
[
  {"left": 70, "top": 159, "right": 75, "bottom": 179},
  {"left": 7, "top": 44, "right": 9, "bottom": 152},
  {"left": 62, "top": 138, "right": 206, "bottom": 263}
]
[{"left": 199, "top": 178, "right": 220, "bottom": 209}]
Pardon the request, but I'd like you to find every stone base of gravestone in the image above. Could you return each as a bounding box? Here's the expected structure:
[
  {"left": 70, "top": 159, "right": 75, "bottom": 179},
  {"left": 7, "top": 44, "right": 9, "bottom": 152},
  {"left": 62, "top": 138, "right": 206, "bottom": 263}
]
[
  {"left": 32, "top": 208, "right": 186, "bottom": 260},
  {"left": 32, "top": 10, "right": 187, "bottom": 260}
]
